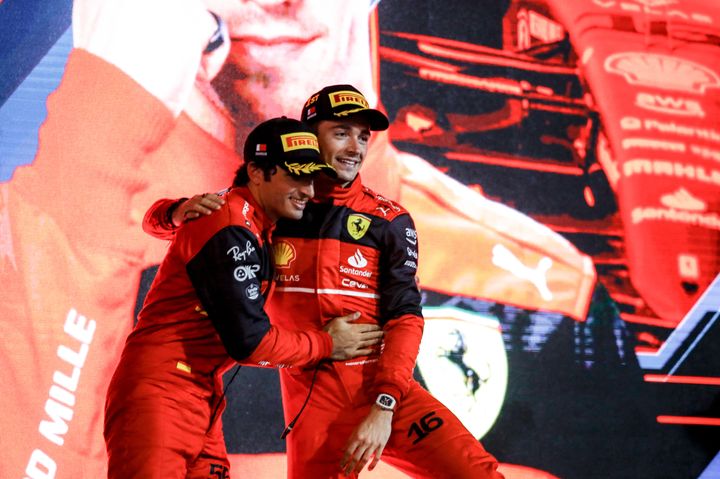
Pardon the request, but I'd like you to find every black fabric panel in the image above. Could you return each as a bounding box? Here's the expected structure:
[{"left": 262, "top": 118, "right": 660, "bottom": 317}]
[
  {"left": 186, "top": 226, "right": 272, "bottom": 361},
  {"left": 379, "top": 213, "right": 423, "bottom": 322}
]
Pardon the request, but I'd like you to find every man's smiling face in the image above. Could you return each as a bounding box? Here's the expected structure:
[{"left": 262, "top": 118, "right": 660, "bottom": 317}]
[{"left": 316, "top": 119, "right": 371, "bottom": 186}]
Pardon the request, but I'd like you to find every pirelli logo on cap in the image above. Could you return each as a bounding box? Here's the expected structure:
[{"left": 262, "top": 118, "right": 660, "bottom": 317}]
[
  {"left": 329, "top": 90, "right": 369, "bottom": 109},
  {"left": 280, "top": 132, "right": 320, "bottom": 153}
]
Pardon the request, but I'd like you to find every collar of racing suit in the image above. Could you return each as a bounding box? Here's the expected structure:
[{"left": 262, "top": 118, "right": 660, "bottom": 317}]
[
  {"left": 234, "top": 185, "right": 276, "bottom": 240},
  {"left": 313, "top": 173, "right": 364, "bottom": 205}
]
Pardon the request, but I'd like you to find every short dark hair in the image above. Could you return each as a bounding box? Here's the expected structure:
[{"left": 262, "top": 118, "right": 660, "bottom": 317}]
[{"left": 232, "top": 162, "right": 277, "bottom": 187}]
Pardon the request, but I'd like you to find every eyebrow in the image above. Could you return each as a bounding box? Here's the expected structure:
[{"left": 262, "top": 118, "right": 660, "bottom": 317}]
[{"left": 331, "top": 124, "right": 371, "bottom": 135}]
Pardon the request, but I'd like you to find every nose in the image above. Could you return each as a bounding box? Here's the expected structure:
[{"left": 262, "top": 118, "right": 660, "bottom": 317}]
[{"left": 346, "top": 135, "right": 361, "bottom": 156}]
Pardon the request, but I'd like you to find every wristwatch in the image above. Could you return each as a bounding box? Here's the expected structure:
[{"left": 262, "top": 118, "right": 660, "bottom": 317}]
[{"left": 375, "top": 393, "right": 397, "bottom": 411}]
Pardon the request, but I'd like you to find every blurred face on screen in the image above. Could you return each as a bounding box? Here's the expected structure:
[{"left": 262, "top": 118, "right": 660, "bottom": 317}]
[{"left": 205, "top": 0, "right": 372, "bottom": 120}]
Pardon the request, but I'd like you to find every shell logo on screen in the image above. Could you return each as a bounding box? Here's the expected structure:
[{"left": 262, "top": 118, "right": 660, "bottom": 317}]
[{"left": 604, "top": 52, "right": 720, "bottom": 94}]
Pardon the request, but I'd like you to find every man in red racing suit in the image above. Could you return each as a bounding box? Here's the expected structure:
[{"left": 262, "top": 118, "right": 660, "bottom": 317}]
[
  {"left": 105, "top": 117, "right": 381, "bottom": 479},
  {"left": 146, "top": 85, "right": 503, "bottom": 478}
]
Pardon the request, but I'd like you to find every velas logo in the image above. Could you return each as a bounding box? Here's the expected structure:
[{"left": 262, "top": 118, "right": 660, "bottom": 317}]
[
  {"left": 347, "top": 214, "right": 371, "bottom": 240},
  {"left": 605, "top": 52, "right": 720, "bottom": 94},
  {"left": 273, "top": 240, "right": 297, "bottom": 269},
  {"left": 329, "top": 90, "right": 369, "bottom": 109},
  {"left": 280, "top": 132, "right": 319, "bottom": 153}
]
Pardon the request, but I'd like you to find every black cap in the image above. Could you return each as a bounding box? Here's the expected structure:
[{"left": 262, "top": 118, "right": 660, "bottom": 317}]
[
  {"left": 301, "top": 84, "right": 389, "bottom": 131},
  {"left": 243, "top": 117, "right": 335, "bottom": 177}
]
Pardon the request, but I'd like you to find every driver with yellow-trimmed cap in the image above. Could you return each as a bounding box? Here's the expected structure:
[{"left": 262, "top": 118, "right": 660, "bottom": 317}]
[{"left": 104, "top": 117, "right": 383, "bottom": 479}]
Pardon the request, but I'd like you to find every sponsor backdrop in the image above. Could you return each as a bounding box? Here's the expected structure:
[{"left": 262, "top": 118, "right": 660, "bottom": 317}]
[{"left": 0, "top": 0, "right": 718, "bottom": 478}]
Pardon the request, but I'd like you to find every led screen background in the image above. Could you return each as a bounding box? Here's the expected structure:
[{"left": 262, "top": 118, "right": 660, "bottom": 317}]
[{"left": 0, "top": 0, "right": 718, "bottom": 478}]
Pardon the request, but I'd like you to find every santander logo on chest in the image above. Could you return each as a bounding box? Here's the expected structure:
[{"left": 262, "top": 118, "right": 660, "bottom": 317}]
[{"left": 340, "top": 249, "right": 373, "bottom": 279}]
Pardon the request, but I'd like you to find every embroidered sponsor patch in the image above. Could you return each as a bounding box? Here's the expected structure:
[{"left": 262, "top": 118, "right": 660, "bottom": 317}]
[
  {"left": 233, "top": 264, "right": 260, "bottom": 282},
  {"left": 280, "top": 132, "right": 319, "bottom": 152},
  {"left": 274, "top": 240, "right": 297, "bottom": 268},
  {"left": 245, "top": 283, "right": 260, "bottom": 300},
  {"left": 347, "top": 214, "right": 371, "bottom": 240},
  {"left": 227, "top": 241, "right": 256, "bottom": 262},
  {"left": 329, "top": 90, "right": 370, "bottom": 109}
]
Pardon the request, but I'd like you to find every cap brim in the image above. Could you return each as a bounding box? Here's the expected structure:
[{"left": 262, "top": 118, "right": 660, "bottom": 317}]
[{"left": 352, "top": 108, "right": 390, "bottom": 131}]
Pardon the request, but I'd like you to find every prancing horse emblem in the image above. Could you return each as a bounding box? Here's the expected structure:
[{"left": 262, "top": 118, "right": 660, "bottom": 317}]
[{"left": 347, "top": 214, "right": 371, "bottom": 240}]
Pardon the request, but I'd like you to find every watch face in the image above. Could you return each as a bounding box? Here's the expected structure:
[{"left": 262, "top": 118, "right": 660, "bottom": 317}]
[{"left": 377, "top": 394, "right": 396, "bottom": 409}]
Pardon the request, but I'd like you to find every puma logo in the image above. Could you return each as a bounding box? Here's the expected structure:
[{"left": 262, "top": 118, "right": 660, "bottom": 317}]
[{"left": 491, "top": 244, "right": 553, "bottom": 301}]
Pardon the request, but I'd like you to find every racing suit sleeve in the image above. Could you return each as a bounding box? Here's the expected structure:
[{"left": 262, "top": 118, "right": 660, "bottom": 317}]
[
  {"left": 186, "top": 225, "right": 333, "bottom": 367},
  {"left": 373, "top": 213, "right": 424, "bottom": 402},
  {"left": 143, "top": 198, "right": 187, "bottom": 240}
]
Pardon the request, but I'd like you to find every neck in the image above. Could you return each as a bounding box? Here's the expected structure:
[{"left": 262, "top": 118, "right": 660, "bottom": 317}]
[{"left": 246, "top": 183, "right": 277, "bottom": 224}]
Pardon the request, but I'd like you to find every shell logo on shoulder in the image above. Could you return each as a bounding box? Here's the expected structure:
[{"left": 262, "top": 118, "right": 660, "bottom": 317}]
[
  {"left": 347, "top": 214, "right": 371, "bottom": 240},
  {"left": 273, "top": 240, "right": 297, "bottom": 269}
]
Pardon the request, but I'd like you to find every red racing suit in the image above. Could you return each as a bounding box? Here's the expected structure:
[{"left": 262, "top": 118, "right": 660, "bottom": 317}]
[
  {"left": 267, "top": 176, "right": 504, "bottom": 479},
  {"left": 268, "top": 175, "right": 423, "bottom": 407},
  {"left": 104, "top": 186, "right": 332, "bottom": 479},
  {"left": 144, "top": 177, "right": 504, "bottom": 478}
]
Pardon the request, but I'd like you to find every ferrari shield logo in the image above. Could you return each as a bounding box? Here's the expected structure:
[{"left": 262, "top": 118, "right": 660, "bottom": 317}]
[{"left": 347, "top": 214, "right": 371, "bottom": 240}]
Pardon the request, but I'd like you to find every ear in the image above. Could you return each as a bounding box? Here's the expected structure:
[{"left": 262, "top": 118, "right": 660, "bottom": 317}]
[{"left": 247, "top": 162, "right": 263, "bottom": 185}]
